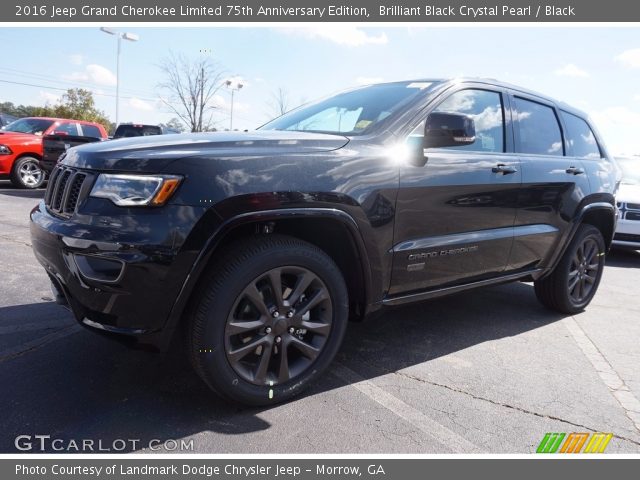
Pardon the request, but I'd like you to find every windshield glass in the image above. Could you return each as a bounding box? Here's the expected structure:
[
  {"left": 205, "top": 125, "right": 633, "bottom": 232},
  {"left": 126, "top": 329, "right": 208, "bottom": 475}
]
[
  {"left": 3, "top": 118, "right": 54, "bottom": 135},
  {"left": 617, "top": 157, "right": 640, "bottom": 185},
  {"left": 260, "top": 81, "right": 437, "bottom": 135}
]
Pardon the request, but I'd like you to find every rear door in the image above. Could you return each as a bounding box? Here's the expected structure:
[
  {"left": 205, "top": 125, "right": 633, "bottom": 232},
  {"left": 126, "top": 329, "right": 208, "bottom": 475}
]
[
  {"left": 507, "top": 93, "right": 591, "bottom": 270},
  {"left": 390, "top": 85, "right": 521, "bottom": 295}
]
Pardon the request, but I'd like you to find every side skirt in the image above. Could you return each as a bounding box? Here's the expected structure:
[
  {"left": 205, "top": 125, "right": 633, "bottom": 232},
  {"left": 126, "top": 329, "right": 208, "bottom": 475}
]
[{"left": 381, "top": 268, "right": 544, "bottom": 306}]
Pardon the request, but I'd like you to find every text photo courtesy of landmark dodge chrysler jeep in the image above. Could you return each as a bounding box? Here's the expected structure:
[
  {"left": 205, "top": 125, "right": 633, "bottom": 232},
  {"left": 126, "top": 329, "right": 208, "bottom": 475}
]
[{"left": 30, "top": 79, "right": 617, "bottom": 405}]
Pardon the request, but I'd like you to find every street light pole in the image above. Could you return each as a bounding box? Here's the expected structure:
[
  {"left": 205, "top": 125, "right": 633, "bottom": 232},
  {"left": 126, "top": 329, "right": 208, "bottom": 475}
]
[
  {"left": 225, "top": 79, "right": 244, "bottom": 130},
  {"left": 100, "top": 27, "right": 139, "bottom": 127}
]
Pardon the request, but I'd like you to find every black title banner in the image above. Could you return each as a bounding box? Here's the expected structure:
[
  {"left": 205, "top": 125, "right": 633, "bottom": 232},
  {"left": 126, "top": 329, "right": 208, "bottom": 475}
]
[{"left": 4, "top": 0, "right": 640, "bottom": 22}]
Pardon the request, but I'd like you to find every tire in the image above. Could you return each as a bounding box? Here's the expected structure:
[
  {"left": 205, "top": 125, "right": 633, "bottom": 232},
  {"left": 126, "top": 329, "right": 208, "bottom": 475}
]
[
  {"left": 534, "top": 224, "right": 606, "bottom": 314},
  {"left": 10, "top": 156, "right": 45, "bottom": 189},
  {"left": 187, "top": 234, "right": 349, "bottom": 406}
]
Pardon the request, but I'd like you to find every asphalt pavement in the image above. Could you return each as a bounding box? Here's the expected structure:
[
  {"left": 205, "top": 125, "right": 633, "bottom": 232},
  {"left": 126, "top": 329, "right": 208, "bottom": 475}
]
[{"left": 1, "top": 179, "right": 639, "bottom": 454}]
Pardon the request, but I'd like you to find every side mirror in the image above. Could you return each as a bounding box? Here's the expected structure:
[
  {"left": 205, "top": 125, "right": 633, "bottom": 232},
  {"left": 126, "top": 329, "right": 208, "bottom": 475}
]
[{"left": 424, "top": 112, "right": 476, "bottom": 149}]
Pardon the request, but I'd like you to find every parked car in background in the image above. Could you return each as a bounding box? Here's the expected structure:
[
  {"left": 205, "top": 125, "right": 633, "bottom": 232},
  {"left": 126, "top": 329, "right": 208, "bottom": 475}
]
[
  {"left": 613, "top": 156, "right": 640, "bottom": 249},
  {"left": 0, "top": 117, "right": 108, "bottom": 188},
  {"left": 112, "top": 123, "right": 168, "bottom": 139},
  {"left": 0, "top": 112, "right": 19, "bottom": 129},
  {"left": 40, "top": 134, "right": 103, "bottom": 174}
]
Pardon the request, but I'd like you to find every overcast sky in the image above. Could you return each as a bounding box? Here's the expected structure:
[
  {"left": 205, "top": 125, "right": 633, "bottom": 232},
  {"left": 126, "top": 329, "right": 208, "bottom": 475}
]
[{"left": 0, "top": 26, "right": 638, "bottom": 154}]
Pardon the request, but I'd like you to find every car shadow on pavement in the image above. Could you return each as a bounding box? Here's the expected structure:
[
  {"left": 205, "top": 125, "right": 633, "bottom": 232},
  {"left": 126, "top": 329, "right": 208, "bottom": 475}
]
[
  {"left": 0, "top": 281, "right": 566, "bottom": 453},
  {"left": 607, "top": 249, "right": 640, "bottom": 268},
  {"left": 0, "top": 188, "right": 45, "bottom": 199}
]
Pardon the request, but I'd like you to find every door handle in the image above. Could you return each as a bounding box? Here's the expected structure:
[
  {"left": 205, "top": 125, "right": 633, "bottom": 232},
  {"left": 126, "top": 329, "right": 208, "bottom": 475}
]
[
  {"left": 492, "top": 164, "right": 518, "bottom": 175},
  {"left": 566, "top": 166, "right": 585, "bottom": 175}
]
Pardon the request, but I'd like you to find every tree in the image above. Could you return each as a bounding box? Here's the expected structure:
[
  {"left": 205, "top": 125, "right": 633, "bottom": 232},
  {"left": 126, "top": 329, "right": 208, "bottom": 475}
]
[
  {"left": 268, "top": 87, "right": 290, "bottom": 118},
  {"left": 158, "top": 53, "right": 226, "bottom": 132},
  {"left": 1, "top": 89, "right": 111, "bottom": 130},
  {"left": 0, "top": 101, "right": 42, "bottom": 118},
  {"left": 49, "top": 89, "right": 111, "bottom": 127},
  {"left": 159, "top": 117, "right": 186, "bottom": 132}
]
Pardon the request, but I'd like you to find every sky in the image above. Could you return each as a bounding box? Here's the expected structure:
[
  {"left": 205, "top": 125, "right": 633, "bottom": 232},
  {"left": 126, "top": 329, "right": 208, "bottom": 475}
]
[{"left": 0, "top": 26, "right": 639, "bottom": 154}]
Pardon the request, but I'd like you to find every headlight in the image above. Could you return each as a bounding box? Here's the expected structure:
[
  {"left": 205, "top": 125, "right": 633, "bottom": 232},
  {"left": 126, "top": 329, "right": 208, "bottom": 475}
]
[
  {"left": 90, "top": 174, "right": 182, "bottom": 207},
  {"left": 0, "top": 145, "right": 12, "bottom": 155}
]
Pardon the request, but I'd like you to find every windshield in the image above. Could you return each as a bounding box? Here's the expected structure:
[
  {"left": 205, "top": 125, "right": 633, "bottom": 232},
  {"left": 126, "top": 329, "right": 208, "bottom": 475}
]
[
  {"left": 3, "top": 118, "right": 54, "bottom": 135},
  {"left": 617, "top": 157, "right": 640, "bottom": 185},
  {"left": 260, "top": 81, "right": 437, "bottom": 135}
]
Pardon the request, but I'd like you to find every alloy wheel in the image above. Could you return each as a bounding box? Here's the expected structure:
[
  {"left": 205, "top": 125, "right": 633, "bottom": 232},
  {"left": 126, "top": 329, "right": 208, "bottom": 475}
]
[
  {"left": 224, "top": 266, "right": 333, "bottom": 386},
  {"left": 568, "top": 237, "right": 601, "bottom": 304},
  {"left": 19, "top": 161, "right": 43, "bottom": 187}
]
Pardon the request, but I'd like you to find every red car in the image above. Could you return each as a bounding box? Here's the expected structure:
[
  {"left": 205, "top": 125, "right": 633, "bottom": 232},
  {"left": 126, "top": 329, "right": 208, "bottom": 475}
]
[{"left": 0, "top": 117, "right": 108, "bottom": 188}]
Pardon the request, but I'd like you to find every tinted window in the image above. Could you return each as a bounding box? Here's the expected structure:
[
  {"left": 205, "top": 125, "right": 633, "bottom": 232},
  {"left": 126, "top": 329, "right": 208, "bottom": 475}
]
[
  {"left": 433, "top": 89, "right": 504, "bottom": 152},
  {"left": 560, "top": 111, "right": 601, "bottom": 159},
  {"left": 81, "top": 124, "right": 103, "bottom": 139},
  {"left": 514, "top": 98, "right": 563, "bottom": 156},
  {"left": 114, "top": 125, "right": 162, "bottom": 138},
  {"left": 53, "top": 122, "right": 79, "bottom": 135}
]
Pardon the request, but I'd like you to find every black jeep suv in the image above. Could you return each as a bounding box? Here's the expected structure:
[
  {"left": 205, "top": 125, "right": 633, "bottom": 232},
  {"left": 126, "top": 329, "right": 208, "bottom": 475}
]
[{"left": 30, "top": 79, "right": 617, "bottom": 405}]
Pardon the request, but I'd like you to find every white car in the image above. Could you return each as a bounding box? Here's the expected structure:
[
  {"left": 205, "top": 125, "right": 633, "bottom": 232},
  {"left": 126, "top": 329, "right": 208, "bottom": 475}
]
[{"left": 613, "top": 156, "right": 640, "bottom": 249}]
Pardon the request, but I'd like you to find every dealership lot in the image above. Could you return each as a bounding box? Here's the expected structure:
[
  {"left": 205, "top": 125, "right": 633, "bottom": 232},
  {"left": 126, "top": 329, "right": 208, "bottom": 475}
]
[{"left": 1, "top": 180, "right": 639, "bottom": 454}]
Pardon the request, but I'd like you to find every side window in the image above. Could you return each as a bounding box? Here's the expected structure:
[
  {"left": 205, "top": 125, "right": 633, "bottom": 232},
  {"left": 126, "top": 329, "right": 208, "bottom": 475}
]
[
  {"left": 53, "top": 122, "right": 79, "bottom": 136},
  {"left": 514, "top": 97, "right": 563, "bottom": 156},
  {"left": 432, "top": 89, "right": 505, "bottom": 153},
  {"left": 560, "top": 111, "right": 602, "bottom": 159},
  {"left": 80, "top": 124, "right": 102, "bottom": 139}
]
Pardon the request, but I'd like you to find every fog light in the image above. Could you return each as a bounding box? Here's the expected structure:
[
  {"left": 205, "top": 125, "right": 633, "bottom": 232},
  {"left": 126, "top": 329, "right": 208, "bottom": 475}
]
[{"left": 73, "top": 254, "right": 124, "bottom": 283}]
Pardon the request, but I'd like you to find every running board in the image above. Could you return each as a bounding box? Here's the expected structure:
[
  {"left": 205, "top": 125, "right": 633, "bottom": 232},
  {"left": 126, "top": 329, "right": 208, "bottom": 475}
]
[{"left": 382, "top": 269, "right": 543, "bottom": 306}]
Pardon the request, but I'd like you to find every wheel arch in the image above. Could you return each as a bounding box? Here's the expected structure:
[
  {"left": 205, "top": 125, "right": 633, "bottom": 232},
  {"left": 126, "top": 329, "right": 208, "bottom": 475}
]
[
  {"left": 539, "top": 199, "right": 616, "bottom": 281},
  {"left": 163, "top": 208, "right": 373, "bottom": 347}
]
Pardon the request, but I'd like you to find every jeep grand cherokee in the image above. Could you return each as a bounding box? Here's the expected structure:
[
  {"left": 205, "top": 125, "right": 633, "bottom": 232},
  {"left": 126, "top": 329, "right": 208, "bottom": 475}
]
[{"left": 30, "top": 79, "right": 617, "bottom": 405}]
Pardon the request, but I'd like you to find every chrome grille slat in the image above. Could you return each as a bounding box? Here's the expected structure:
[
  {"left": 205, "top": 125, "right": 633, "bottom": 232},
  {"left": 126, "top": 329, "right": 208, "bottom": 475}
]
[{"left": 44, "top": 166, "right": 90, "bottom": 217}]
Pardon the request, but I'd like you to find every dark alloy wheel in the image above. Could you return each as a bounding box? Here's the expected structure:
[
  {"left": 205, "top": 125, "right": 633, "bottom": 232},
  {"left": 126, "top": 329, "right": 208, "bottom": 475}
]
[
  {"left": 535, "top": 224, "right": 606, "bottom": 314},
  {"left": 567, "top": 237, "right": 600, "bottom": 304},
  {"left": 224, "top": 266, "right": 333, "bottom": 386},
  {"left": 188, "top": 234, "right": 348, "bottom": 406}
]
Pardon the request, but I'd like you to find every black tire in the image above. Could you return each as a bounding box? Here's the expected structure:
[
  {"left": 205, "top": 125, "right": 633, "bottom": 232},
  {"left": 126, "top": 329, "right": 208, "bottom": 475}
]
[
  {"left": 534, "top": 224, "right": 605, "bottom": 314},
  {"left": 187, "top": 234, "right": 349, "bottom": 406},
  {"left": 10, "top": 156, "right": 45, "bottom": 189}
]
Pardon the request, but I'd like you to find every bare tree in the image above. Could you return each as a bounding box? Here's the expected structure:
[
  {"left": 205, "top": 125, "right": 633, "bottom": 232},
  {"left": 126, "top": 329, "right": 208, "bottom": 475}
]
[
  {"left": 158, "top": 53, "right": 225, "bottom": 132},
  {"left": 268, "top": 87, "right": 290, "bottom": 118}
]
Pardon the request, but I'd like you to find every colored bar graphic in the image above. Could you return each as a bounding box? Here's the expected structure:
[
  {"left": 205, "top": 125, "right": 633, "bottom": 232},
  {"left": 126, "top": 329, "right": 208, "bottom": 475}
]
[
  {"left": 537, "top": 432, "right": 613, "bottom": 454},
  {"left": 536, "top": 433, "right": 565, "bottom": 453},
  {"left": 584, "top": 433, "right": 613, "bottom": 453},
  {"left": 560, "top": 433, "right": 589, "bottom": 453}
]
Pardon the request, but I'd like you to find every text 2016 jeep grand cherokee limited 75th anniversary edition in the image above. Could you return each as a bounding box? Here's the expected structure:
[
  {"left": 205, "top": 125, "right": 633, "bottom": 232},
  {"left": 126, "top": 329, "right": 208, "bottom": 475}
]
[{"left": 30, "top": 79, "right": 617, "bottom": 405}]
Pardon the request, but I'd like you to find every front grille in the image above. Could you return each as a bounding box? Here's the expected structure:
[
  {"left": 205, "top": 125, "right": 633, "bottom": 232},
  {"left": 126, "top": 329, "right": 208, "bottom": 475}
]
[
  {"left": 627, "top": 203, "right": 640, "bottom": 210},
  {"left": 44, "top": 166, "right": 91, "bottom": 217},
  {"left": 626, "top": 211, "right": 640, "bottom": 222},
  {"left": 614, "top": 233, "right": 640, "bottom": 243}
]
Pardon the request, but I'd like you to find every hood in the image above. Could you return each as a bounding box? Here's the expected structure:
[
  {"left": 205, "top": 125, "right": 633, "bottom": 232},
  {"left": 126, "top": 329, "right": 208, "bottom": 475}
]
[
  {"left": 61, "top": 130, "right": 350, "bottom": 172},
  {"left": 0, "top": 131, "right": 40, "bottom": 143},
  {"left": 617, "top": 183, "right": 640, "bottom": 204}
]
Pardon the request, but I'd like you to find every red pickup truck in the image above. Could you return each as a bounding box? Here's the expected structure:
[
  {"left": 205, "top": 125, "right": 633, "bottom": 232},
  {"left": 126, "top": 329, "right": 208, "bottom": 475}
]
[{"left": 0, "top": 117, "right": 108, "bottom": 188}]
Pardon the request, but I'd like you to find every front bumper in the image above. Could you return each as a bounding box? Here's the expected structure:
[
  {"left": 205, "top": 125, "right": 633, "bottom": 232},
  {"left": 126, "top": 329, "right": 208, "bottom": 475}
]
[
  {"left": 612, "top": 217, "right": 640, "bottom": 249},
  {"left": 30, "top": 200, "right": 203, "bottom": 349},
  {"left": 38, "top": 159, "right": 57, "bottom": 173}
]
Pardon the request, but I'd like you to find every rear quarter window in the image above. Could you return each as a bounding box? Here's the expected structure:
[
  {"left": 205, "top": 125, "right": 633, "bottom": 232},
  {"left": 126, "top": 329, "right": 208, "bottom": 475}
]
[{"left": 560, "top": 111, "right": 602, "bottom": 159}]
